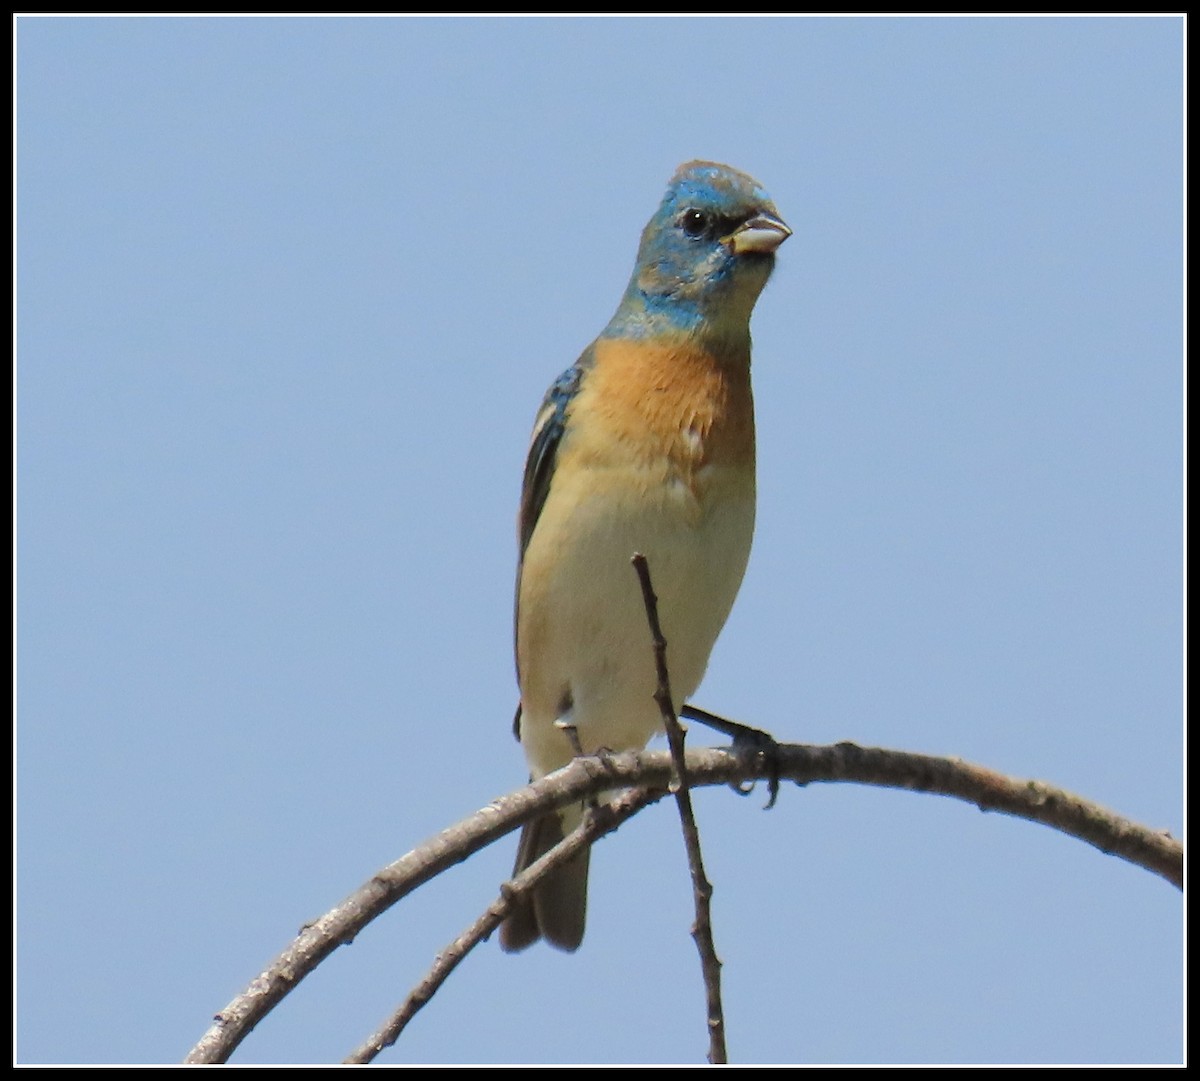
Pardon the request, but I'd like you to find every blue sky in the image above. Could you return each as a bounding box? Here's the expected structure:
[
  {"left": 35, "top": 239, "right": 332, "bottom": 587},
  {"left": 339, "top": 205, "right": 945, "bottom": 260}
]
[{"left": 16, "top": 15, "right": 1183, "bottom": 1066}]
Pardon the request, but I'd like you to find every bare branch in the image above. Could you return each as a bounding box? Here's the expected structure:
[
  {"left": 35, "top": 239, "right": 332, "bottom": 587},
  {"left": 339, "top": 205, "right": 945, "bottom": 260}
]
[
  {"left": 184, "top": 755, "right": 663, "bottom": 1064},
  {"left": 632, "top": 553, "right": 727, "bottom": 1065},
  {"left": 185, "top": 743, "right": 1182, "bottom": 1064},
  {"left": 344, "top": 787, "right": 657, "bottom": 1064}
]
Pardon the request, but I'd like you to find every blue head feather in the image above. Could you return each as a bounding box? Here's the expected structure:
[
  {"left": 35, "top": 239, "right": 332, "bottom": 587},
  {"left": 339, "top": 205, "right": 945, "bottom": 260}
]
[{"left": 602, "top": 161, "right": 790, "bottom": 344}]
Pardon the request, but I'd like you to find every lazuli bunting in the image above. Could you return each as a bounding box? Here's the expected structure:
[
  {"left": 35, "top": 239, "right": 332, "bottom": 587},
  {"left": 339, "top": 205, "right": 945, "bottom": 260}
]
[{"left": 500, "top": 161, "right": 790, "bottom": 952}]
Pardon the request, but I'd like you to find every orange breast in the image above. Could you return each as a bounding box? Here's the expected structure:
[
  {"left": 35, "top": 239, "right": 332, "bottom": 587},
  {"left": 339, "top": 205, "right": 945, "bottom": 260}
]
[{"left": 567, "top": 337, "right": 755, "bottom": 499}]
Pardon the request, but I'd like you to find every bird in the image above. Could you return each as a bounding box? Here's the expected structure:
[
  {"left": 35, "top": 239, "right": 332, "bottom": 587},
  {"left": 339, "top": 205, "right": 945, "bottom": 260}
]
[{"left": 500, "top": 160, "right": 790, "bottom": 953}]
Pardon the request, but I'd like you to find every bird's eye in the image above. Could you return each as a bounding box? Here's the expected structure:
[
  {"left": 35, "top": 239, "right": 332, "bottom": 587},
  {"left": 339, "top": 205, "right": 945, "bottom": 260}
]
[{"left": 680, "top": 208, "right": 709, "bottom": 238}]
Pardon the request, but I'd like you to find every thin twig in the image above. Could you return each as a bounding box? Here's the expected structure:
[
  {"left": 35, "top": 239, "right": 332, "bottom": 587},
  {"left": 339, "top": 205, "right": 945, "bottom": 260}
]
[
  {"left": 631, "top": 553, "right": 728, "bottom": 1066},
  {"left": 186, "top": 743, "right": 1181, "bottom": 1063},
  {"left": 345, "top": 787, "right": 656, "bottom": 1064}
]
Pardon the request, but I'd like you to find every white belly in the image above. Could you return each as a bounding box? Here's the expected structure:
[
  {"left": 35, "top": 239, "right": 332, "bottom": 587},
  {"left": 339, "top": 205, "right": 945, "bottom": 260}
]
[{"left": 516, "top": 461, "right": 754, "bottom": 779}]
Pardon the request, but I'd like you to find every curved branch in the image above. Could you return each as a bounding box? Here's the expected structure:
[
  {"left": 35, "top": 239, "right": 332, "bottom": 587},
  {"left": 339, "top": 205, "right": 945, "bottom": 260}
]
[
  {"left": 344, "top": 786, "right": 658, "bottom": 1064},
  {"left": 185, "top": 743, "right": 1182, "bottom": 1064}
]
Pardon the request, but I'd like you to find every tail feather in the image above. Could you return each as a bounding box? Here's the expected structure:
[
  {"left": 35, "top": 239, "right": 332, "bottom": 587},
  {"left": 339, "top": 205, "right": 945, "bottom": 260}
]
[{"left": 499, "top": 812, "right": 590, "bottom": 953}]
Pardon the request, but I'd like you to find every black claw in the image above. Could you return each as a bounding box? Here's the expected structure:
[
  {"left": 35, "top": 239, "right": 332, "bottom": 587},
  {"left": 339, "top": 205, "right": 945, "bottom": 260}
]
[{"left": 679, "top": 704, "right": 782, "bottom": 809}]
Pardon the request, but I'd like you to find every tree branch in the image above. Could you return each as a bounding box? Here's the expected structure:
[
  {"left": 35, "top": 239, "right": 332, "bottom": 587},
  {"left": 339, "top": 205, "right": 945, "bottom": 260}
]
[
  {"left": 632, "top": 553, "right": 727, "bottom": 1064},
  {"left": 344, "top": 786, "right": 658, "bottom": 1064},
  {"left": 185, "top": 743, "right": 1182, "bottom": 1064}
]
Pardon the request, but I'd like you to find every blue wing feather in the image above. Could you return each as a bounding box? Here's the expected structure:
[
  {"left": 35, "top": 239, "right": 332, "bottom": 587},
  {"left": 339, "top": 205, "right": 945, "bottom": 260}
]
[
  {"left": 517, "top": 349, "right": 592, "bottom": 559},
  {"left": 513, "top": 349, "right": 593, "bottom": 725}
]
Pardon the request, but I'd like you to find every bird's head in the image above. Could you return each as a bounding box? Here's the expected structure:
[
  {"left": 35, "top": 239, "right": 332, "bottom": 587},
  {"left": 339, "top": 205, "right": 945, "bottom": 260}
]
[{"left": 605, "top": 160, "right": 791, "bottom": 344}]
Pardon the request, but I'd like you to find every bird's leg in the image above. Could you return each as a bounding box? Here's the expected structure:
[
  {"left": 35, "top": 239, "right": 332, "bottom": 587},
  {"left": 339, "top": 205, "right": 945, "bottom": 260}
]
[
  {"left": 554, "top": 717, "right": 608, "bottom": 812},
  {"left": 554, "top": 717, "right": 584, "bottom": 758},
  {"left": 680, "top": 703, "right": 781, "bottom": 808}
]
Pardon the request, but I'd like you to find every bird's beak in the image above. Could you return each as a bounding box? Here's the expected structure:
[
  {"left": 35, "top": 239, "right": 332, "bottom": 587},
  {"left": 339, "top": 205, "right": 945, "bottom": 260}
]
[{"left": 725, "top": 213, "right": 792, "bottom": 255}]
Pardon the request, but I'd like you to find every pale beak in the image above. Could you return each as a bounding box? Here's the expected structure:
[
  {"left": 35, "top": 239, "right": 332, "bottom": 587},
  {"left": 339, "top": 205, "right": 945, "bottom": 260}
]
[{"left": 726, "top": 213, "right": 792, "bottom": 255}]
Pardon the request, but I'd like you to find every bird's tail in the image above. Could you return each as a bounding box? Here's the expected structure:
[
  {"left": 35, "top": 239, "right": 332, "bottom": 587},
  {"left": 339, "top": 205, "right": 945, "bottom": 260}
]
[{"left": 499, "top": 810, "right": 590, "bottom": 953}]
